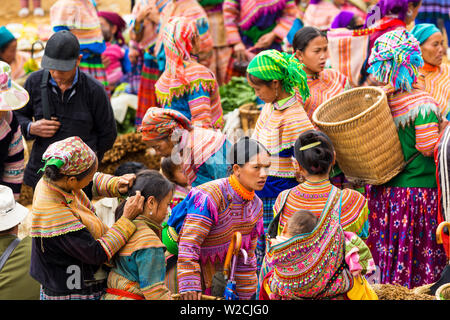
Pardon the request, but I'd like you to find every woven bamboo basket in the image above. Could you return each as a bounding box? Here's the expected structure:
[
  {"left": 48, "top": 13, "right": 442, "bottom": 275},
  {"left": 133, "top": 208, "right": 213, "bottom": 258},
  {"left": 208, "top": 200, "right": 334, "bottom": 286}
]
[
  {"left": 436, "top": 283, "right": 450, "bottom": 300},
  {"left": 239, "top": 102, "right": 260, "bottom": 133},
  {"left": 312, "top": 86, "right": 405, "bottom": 185}
]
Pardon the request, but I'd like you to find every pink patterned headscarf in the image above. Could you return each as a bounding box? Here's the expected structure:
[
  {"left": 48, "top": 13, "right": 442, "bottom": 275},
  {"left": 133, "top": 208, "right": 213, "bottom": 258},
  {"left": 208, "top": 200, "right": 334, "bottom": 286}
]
[
  {"left": 139, "top": 107, "right": 193, "bottom": 141},
  {"left": 162, "top": 16, "right": 199, "bottom": 85}
]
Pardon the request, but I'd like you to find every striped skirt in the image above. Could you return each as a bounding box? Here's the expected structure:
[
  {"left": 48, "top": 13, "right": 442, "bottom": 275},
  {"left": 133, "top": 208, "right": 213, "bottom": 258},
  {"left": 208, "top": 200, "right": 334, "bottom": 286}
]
[
  {"left": 365, "top": 185, "right": 447, "bottom": 288},
  {"left": 79, "top": 54, "right": 109, "bottom": 95},
  {"left": 136, "top": 58, "right": 160, "bottom": 126},
  {"left": 256, "top": 197, "right": 277, "bottom": 275},
  {"left": 40, "top": 281, "right": 105, "bottom": 300}
]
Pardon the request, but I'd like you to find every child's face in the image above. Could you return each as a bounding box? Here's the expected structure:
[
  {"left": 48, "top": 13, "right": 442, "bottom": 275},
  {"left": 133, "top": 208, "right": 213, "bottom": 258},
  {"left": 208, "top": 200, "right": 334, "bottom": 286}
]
[
  {"left": 99, "top": 17, "right": 116, "bottom": 42},
  {"left": 173, "top": 166, "right": 189, "bottom": 187}
]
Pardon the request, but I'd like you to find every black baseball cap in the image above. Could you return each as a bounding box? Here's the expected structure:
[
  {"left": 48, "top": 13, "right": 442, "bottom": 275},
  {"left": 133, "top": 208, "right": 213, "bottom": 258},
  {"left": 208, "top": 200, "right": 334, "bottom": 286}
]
[{"left": 41, "top": 30, "right": 80, "bottom": 71}]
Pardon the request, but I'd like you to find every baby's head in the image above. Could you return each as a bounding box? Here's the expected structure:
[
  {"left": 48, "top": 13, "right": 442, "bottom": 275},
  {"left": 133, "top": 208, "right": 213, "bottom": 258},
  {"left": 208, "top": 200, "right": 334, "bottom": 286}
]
[
  {"left": 282, "top": 210, "right": 318, "bottom": 238},
  {"left": 160, "top": 157, "right": 189, "bottom": 187}
]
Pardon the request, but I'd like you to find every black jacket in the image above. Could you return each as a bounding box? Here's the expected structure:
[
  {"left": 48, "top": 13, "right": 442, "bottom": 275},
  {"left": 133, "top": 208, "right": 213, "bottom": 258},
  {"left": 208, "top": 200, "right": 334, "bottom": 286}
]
[{"left": 14, "top": 69, "right": 117, "bottom": 188}]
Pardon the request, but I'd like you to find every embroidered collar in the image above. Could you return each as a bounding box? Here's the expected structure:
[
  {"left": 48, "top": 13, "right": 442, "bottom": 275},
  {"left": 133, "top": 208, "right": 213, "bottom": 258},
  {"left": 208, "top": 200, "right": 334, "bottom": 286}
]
[
  {"left": 43, "top": 177, "right": 75, "bottom": 205},
  {"left": 422, "top": 62, "right": 439, "bottom": 73},
  {"left": 229, "top": 174, "right": 255, "bottom": 201},
  {"left": 306, "top": 72, "right": 320, "bottom": 81},
  {"left": 137, "top": 214, "right": 163, "bottom": 232},
  {"left": 272, "top": 95, "right": 296, "bottom": 111}
]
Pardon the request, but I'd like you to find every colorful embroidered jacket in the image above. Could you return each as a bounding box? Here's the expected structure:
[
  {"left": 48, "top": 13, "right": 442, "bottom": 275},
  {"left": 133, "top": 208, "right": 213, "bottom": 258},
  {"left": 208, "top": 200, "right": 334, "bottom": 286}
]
[
  {"left": 251, "top": 95, "right": 315, "bottom": 198},
  {"left": 301, "top": 69, "right": 350, "bottom": 121},
  {"left": 170, "top": 184, "right": 190, "bottom": 210},
  {"left": 303, "top": 1, "right": 340, "bottom": 31},
  {"left": 259, "top": 188, "right": 354, "bottom": 299},
  {"left": 50, "top": 0, "right": 106, "bottom": 57},
  {"left": 417, "top": 63, "right": 450, "bottom": 119},
  {"left": 384, "top": 86, "right": 441, "bottom": 188},
  {"left": 156, "top": 62, "right": 224, "bottom": 129},
  {"left": 175, "top": 177, "right": 264, "bottom": 299},
  {"left": 103, "top": 215, "right": 171, "bottom": 300},
  {"left": 223, "top": 0, "right": 297, "bottom": 47},
  {"left": 274, "top": 180, "right": 370, "bottom": 240},
  {"left": 156, "top": 0, "right": 214, "bottom": 62},
  {"left": 0, "top": 111, "right": 24, "bottom": 199},
  {"left": 30, "top": 173, "right": 136, "bottom": 293}
]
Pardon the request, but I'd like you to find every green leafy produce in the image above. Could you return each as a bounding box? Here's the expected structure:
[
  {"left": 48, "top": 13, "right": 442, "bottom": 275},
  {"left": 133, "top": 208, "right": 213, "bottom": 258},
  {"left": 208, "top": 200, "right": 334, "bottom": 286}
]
[
  {"left": 116, "top": 107, "right": 137, "bottom": 135},
  {"left": 219, "top": 77, "right": 257, "bottom": 114}
]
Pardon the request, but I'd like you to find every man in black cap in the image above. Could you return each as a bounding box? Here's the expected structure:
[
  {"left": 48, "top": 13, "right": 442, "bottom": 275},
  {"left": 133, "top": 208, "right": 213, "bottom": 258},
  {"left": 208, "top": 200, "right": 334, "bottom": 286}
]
[{"left": 14, "top": 30, "right": 117, "bottom": 196}]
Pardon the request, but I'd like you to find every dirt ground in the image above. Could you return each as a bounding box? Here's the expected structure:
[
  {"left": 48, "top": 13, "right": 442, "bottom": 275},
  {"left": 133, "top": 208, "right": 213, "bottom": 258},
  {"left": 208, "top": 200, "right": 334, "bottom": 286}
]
[{"left": 0, "top": 0, "right": 131, "bottom": 26}]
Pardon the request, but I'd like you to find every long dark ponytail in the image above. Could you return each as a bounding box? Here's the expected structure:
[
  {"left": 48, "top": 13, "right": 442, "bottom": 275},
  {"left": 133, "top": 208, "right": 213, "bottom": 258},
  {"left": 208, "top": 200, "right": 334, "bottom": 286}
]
[{"left": 115, "top": 169, "right": 174, "bottom": 221}]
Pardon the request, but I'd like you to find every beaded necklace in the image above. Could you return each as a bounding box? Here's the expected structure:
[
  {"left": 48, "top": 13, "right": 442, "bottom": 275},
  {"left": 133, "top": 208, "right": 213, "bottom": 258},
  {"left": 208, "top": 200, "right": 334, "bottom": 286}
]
[{"left": 229, "top": 174, "right": 255, "bottom": 201}]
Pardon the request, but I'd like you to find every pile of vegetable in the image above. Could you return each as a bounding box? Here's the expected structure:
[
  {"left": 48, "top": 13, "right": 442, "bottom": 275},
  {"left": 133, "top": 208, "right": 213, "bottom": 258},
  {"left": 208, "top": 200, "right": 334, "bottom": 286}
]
[
  {"left": 99, "top": 133, "right": 161, "bottom": 175},
  {"left": 219, "top": 77, "right": 257, "bottom": 114}
]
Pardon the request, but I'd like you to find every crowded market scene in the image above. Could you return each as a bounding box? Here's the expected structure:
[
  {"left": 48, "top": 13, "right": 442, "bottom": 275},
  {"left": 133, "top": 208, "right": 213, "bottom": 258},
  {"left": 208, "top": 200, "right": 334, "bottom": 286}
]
[{"left": 0, "top": 0, "right": 450, "bottom": 304}]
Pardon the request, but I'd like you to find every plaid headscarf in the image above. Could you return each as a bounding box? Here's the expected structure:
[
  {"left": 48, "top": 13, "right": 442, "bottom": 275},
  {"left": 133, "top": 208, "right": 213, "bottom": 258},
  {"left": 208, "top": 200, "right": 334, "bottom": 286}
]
[
  {"left": 247, "top": 49, "right": 310, "bottom": 103},
  {"left": 368, "top": 29, "right": 424, "bottom": 92},
  {"left": 140, "top": 107, "right": 193, "bottom": 141},
  {"left": 40, "top": 136, "right": 96, "bottom": 176}
]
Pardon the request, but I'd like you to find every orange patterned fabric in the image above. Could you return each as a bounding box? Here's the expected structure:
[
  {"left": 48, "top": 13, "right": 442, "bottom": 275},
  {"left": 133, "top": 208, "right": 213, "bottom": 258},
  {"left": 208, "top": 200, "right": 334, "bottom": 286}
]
[
  {"left": 274, "top": 179, "right": 369, "bottom": 239},
  {"left": 300, "top": 69, "right": 349, "bottom": 121},
  {"left": 417, "top": 63, "right": 450, "bottom": 118}
]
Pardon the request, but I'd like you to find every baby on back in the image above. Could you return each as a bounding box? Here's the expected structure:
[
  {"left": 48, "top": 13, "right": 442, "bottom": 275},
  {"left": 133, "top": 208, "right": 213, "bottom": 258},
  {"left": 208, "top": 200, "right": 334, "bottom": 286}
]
[{"left": 270, "top": 209, "right": 318, "bottom": 246}]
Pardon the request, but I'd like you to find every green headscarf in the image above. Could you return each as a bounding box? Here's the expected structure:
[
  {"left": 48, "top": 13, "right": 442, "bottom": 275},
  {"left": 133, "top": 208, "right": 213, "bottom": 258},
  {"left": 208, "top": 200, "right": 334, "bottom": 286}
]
[{"left": 247, "top": 49, "right": 310, "bottom": 102}]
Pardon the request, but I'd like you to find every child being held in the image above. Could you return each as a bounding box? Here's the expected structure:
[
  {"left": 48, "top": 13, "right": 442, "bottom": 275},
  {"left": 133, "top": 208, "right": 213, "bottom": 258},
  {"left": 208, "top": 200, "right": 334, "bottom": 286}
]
[
  {"left": 270, "top": 209, "right": 318, "bottom": 246},
  {"left": 160, "top": 157, "right": 191, "bottom": 210},
  {"left": 260, "top": 209, "right": 377, "bottom": 300}
]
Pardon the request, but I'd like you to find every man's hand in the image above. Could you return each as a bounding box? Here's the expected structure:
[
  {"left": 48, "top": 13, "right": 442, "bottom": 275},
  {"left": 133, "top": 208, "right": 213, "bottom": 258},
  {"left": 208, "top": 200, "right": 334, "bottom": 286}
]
[{"left": 29, "top": 118, "right": 61, "bottom": 138}]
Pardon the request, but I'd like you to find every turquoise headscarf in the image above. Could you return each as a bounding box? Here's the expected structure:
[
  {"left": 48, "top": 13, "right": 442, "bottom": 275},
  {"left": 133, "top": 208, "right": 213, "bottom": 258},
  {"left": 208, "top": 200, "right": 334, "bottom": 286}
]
[
  {"left": 411, "top": 23, "right": 441, "bottom": 45},
  {"left": 0, "top": 26, "right": 15, "bottom": 49}
]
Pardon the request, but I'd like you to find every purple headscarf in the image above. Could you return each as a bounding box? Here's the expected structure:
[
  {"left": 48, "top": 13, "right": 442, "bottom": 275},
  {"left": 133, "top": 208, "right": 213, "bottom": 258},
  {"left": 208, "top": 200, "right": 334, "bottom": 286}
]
[
  {"left": 364, "top": 0, "right": 422, "bottom": 28},
  {"left": 331, "top": 11, "right": 355, "bottom": 29},
  {"left": 309, "top": 0, "right": 321, "bottom": 4},
  {"left": 97, "top": 11, "right": 126, "bottom": 45}
]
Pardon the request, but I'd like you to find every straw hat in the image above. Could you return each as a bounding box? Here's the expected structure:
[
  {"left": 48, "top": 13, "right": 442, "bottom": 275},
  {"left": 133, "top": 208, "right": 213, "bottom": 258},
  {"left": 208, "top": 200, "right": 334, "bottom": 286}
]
[
  {"left": 0, "top": 61, "right": 29, "bottom": 111},
  {"left": 0, "top": 185, "right": 29, "bottom": 232}
]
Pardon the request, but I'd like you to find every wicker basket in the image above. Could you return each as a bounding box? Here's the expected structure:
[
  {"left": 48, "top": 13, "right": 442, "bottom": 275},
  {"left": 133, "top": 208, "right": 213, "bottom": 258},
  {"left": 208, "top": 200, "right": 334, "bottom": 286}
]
[
  {"left": 312, "top": 86, "right": 405, "bottom": 185},
  {"left": 436, "top": 283, "right": 450, "bottom": 300},
  {"left": 239, "top": 103, "right": 260, "bottom": 134}
]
